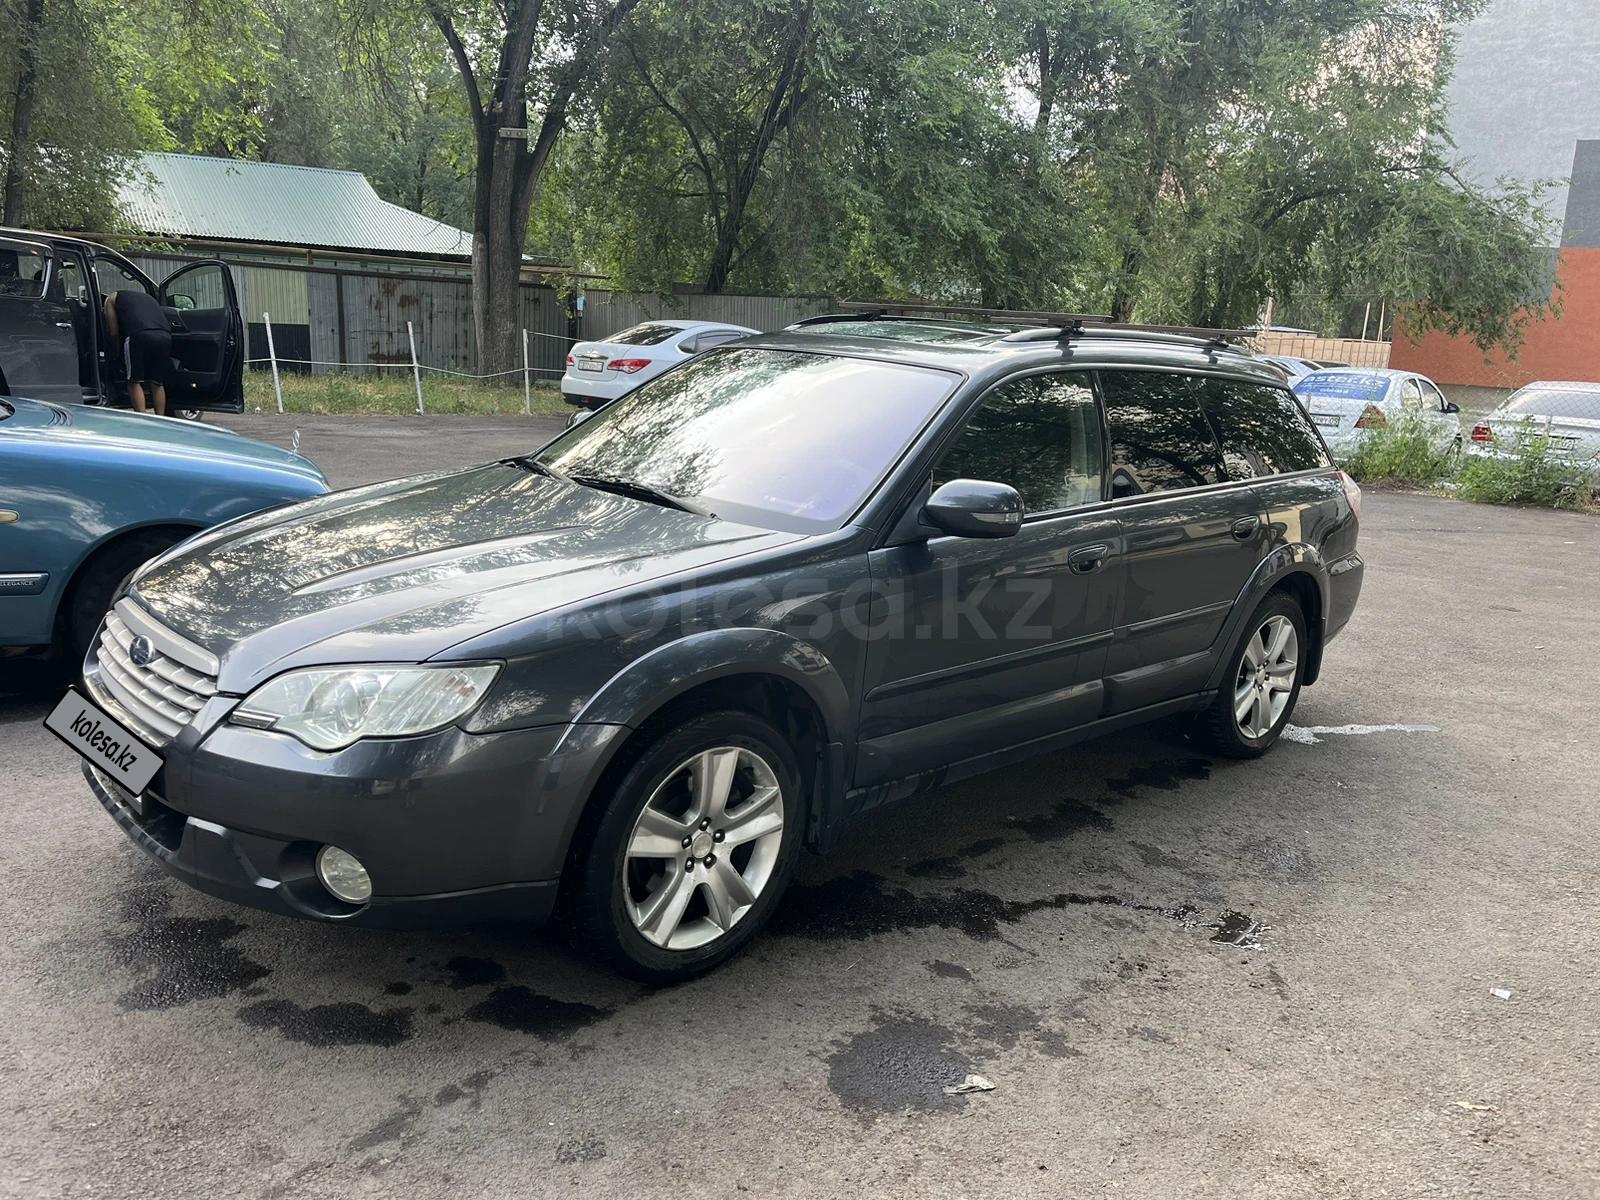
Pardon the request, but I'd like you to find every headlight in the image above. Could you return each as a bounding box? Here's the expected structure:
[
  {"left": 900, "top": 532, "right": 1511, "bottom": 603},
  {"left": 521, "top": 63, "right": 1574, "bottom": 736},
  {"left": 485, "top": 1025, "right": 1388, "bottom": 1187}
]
[{"left": 232, "top": 663, "right": 501, "bottom": 750}]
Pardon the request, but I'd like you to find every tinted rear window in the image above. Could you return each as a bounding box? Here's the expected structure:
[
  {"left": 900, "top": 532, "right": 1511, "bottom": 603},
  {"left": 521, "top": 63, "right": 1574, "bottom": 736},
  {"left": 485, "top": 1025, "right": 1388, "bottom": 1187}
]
[
  {"left": 610, "top": 323, "right": 684, "bottom": 346},
  {"left": 1200, "top": 379, "right": 1332, "bottom": 478},
  {"left": 1505, "top": 388, "right": 1600, "bottom": 419},
  {"left": 1098, "top": 370, "right": 1225, "bottom": 495},
  {"left": 1294, "top": 372, "right": 1388, "bottom": 402}
]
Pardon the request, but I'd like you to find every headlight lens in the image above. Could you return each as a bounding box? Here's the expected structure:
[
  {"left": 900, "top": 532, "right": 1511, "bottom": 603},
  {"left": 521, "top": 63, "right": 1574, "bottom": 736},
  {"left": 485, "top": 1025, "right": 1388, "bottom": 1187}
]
[{"left": 233, "top": 663, "right": 500, "bottom": 750}]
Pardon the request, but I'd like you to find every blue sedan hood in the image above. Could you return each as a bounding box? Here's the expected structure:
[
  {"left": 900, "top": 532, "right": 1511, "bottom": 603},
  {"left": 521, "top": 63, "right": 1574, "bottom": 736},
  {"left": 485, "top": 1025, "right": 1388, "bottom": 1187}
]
[{"left": 1, "top": 397, "right": 324, "bottom": 486}]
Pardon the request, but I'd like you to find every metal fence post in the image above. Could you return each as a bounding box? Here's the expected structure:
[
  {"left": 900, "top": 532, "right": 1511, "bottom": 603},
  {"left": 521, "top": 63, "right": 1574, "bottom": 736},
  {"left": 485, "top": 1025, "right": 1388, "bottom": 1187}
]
[
  {"left": 522, "top": 328, "right": 531, "bottom": 415},
  {"left": 407, "top": 320, "right": 424, "bottom": 416},
  {"left": 263, "top": 311, "right": 284, "bottom": 415}
]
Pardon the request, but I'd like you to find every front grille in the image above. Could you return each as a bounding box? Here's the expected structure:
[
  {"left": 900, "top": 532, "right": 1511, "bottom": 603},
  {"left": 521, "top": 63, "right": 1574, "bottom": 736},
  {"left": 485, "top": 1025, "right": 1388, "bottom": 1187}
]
[{"left": 90, "top": 599, "right": 219, "bottom": 746}]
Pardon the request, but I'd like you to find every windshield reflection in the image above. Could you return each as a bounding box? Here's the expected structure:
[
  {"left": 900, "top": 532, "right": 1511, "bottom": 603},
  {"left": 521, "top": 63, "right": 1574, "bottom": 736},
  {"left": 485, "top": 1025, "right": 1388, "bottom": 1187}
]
[{"left": 539, "top": 348, "right": 956, "bottom": 532}]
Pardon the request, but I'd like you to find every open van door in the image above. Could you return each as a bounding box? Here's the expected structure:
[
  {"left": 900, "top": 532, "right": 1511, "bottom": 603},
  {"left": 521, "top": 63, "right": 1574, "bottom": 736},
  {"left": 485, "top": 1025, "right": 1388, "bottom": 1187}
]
[{"left": 156, "top": 260, "right": 244, "bottom": 413}]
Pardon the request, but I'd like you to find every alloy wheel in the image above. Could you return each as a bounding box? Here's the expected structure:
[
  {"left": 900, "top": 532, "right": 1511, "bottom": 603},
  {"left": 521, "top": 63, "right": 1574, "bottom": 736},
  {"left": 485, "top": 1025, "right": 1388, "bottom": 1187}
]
[
  {"left": 623, "top": 746, "right": 785, "bottom": 951},
  {"left": 1234, "top": 614, "right": 1298, "bottom": 739}
]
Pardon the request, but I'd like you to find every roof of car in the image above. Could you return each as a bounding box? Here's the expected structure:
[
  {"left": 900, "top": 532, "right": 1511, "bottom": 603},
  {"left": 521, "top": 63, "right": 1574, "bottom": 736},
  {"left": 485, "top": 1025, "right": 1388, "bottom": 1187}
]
[{"left": 756, "top": 316, "right": 1290, "bottom": 388}]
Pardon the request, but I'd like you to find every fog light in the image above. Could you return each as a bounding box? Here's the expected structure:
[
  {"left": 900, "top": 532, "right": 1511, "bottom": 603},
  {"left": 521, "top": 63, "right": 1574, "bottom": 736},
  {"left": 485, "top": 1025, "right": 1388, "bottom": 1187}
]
[{"left": 316, "top": 845, "right": 372, "bottom": 904}]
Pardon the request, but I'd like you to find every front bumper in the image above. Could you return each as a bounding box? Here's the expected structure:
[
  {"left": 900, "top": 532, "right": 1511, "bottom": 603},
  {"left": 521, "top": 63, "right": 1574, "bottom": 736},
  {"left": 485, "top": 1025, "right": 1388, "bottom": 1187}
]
[{"left": 81, "top": 668, "right": 628, "bottom": 927}]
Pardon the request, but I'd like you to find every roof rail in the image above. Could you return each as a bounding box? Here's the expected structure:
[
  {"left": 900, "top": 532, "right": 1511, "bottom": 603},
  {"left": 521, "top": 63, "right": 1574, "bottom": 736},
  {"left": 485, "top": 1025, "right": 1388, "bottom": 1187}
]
[
  {"left": 1000, "top": 320, "right": 1254, "bottom": 348},
  {"left": 836, "top": 300, "right": 1115, "bottom": 326}
]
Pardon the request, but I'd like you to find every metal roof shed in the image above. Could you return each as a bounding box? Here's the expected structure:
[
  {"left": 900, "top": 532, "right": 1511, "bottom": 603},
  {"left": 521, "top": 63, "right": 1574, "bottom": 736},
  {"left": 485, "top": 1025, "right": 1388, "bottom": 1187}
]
[{"left": 116, "top": 152, "right": 474, "bottom": 260}]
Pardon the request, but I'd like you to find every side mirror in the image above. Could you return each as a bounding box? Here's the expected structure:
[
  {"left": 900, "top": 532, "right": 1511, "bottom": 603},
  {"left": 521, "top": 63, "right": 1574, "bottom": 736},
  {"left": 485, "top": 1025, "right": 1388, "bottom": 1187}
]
[
  {"left": 168, "top": 293, "right": 196, "bottom": 311},
  {"left": 1443, "top": 400, "right": 1461, "bottom": 414},
  {"left": 923, "top": 478, "right": 1023, "bottom": 539},
  {"left": 565, "top": 408, "right": 593, "bottom": 429}
]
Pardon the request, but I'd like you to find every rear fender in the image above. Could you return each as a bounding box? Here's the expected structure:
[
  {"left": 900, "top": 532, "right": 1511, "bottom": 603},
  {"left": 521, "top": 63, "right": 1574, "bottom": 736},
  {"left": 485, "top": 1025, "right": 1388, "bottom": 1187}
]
[{"left": 1205, "top": 547, "right": 1330, "bottom": 692}]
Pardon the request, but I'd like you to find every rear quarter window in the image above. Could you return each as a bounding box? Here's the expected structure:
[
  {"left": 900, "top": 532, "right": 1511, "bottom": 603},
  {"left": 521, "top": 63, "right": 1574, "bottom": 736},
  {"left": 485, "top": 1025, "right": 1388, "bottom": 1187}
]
[
  {"left": 1098, "top": 370, "right": 1226, "bottom": 496},
  {"left": 1200, "top": 379, "right": 1333, "bottom": 478}
]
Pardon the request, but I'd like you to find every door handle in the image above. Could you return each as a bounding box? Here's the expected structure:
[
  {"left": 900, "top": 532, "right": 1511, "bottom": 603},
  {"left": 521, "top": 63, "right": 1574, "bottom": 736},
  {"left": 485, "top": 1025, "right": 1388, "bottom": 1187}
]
[
  {"left": 1068, "top": 543, "right": 1112, "bottom": 574},
  {"left": 55, "top": 321, "right": 73, "bottom": 328},
  {"left": 1230, "top": 517, "right": 1260, "bottom": 540}
]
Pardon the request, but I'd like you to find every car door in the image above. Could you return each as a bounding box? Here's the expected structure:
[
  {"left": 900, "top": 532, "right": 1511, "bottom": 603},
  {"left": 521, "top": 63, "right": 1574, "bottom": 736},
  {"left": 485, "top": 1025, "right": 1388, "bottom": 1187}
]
[
  {"left": 157, "top": 261, "right": 245, "bottom": 412},
  {"left": 1096, "top": 368, "right": 1269, "bottom": 714},
  {"left": 0, "top": 237, "right": 84, "bottom": 405},
  {"left": 855, "top": 369, "right": 1121, "bottom": 786},
  {"left": 1416, "top": 378, "right": 1461, "bottom": 450}
]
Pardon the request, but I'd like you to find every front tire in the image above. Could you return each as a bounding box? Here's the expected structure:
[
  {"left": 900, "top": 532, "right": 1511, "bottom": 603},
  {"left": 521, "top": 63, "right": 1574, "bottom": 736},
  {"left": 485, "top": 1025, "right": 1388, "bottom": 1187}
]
[
  {"left": 1191, "top": 592, "right": 1306, "bottom": 758},
  {"left": 569, "top": 711, "right": 803, "bottom": 982},
  {"left": 63, "top": 529, "right": 187, "bottom": 665}
]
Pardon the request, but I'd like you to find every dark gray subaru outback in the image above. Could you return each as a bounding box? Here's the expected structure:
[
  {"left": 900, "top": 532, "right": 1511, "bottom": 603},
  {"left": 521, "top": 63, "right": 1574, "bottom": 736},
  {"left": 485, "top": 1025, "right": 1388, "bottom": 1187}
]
[{"left": 58, "top": 312, "right": 1363, "bottom": 980}]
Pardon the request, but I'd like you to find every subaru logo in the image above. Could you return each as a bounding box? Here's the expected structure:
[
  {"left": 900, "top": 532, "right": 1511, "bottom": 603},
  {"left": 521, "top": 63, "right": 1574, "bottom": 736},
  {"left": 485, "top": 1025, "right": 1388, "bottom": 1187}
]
[{"left": 128, "top": 635, "right": 155, "bottom": 667}]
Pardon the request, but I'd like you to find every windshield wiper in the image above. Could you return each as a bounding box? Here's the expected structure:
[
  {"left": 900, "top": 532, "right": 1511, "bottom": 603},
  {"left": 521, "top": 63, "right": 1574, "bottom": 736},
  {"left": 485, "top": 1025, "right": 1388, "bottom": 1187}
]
[
  {"left": 570, "top": 474, "right": 715, "bottom": 518},
  {"left": 506, "top": 455, "right": 575, "bottom": 485}
]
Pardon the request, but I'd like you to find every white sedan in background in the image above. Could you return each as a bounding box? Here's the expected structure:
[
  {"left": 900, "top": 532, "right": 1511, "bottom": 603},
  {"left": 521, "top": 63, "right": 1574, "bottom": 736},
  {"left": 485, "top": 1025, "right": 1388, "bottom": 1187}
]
[
  {"left": 1468, "top": 380, "right": 1600, "bottom": 484},
  {"left": 1292, "top": 367, "right": 1462, "bottom": 459},
  {"left": 561, "top": 320, "right": 758, "bottom": 410}
]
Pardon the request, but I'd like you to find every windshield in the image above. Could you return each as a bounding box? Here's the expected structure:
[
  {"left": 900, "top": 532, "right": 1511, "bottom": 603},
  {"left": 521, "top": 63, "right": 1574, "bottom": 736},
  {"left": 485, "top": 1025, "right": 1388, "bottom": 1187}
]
[
  {"left": 1505, "top": 387, "right": 1600, "bottom": 420},
  {"left": 1294, "top": 372, "right": 1389, "bottom": 402},
  {"left": 538, "top": 347, "right": 956, "bottom": 531}
]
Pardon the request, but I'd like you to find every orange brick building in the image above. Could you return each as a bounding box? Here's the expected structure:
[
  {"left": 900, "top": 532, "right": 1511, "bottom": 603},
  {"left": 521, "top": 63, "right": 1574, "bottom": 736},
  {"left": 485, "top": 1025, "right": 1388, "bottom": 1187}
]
[{"left": 1391, "top": 141, "right": 1600, "bottom": 393}]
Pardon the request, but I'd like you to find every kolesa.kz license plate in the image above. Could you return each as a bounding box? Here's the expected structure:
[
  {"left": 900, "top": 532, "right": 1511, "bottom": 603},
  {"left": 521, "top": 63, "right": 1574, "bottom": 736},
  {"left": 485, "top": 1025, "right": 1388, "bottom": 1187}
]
[
  {"left": 44, "top": 687, "right": 162, "bottom": 796},
  {"left": 1312, "top": 413, "right": 1340, "bottom": 427},
  {"left": 578, "top": 355, "right": 605, "bottom": 371}
]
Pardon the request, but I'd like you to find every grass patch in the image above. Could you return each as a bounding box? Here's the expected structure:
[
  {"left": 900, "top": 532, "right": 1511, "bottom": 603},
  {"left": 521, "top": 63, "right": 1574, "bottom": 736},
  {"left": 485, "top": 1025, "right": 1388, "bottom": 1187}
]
[
  {"left": 245, "top": 369, "right": 568, "bottom": 417},
  {"left": 1339, "top": 415, "right": 1457, "bottom": 488},
  {"left": 1456, "top": 432, "right": 1594, "bottom": 510}
]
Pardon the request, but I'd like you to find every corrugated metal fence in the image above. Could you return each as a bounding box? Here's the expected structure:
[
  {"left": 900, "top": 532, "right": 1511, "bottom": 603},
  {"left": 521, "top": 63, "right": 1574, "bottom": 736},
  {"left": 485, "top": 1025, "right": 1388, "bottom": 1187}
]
[{"left": 127, "top": 252, "right": 830, "bottom": 378}]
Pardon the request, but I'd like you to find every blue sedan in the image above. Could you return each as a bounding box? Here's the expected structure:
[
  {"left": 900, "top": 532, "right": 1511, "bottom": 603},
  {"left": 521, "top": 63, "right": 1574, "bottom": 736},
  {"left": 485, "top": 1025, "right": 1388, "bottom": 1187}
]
[{"left": 1, "top": 398, "right": 327, "bottom": 657}]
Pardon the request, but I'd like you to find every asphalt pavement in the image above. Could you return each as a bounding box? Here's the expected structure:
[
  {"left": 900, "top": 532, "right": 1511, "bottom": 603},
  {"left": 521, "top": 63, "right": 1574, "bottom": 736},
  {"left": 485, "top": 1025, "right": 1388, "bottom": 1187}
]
[{"left": 2, "top": 414, "right": 1597, "bottom": 1198}]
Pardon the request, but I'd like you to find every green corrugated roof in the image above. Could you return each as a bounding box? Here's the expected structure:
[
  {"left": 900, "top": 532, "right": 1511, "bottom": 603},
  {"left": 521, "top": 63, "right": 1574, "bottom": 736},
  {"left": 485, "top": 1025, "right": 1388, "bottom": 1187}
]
[{"left": 117, "top": 152, "right": 474, "bottom": 258}]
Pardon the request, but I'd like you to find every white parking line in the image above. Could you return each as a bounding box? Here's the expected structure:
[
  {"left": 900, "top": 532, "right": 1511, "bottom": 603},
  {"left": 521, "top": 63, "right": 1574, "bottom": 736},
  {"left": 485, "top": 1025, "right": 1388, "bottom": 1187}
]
[{"left": 1282, "top": 722, "right": 1441, "bottom": 745}]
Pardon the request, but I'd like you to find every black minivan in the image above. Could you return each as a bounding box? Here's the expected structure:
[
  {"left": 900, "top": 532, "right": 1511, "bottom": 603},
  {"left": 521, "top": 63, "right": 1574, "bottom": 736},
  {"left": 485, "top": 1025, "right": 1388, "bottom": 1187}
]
[
  {"left": 0, "top": 227, "right": 244, "bottom": 416},
  {"left": 58, "top": 310, "right": 1363, "bottom": 980}
]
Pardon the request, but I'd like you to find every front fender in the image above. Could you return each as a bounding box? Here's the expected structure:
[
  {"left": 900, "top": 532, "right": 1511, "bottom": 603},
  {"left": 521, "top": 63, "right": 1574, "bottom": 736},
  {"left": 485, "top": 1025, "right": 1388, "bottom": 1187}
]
[
  {"left": 571, "top": 626, "right": 853, "bottom": 739},
  {"left": 1204, "top": 545, "right": 1329, "bottom": 693}
]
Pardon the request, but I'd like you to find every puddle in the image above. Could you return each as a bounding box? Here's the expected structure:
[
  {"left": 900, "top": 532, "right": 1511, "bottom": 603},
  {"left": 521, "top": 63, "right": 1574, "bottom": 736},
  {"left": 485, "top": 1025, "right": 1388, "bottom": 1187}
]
[
  {"left": 237, "top": 998, "right": 414, "bottom": 1047},
  {"left": 774, "top": 871, "right": 1267, "bottom": 949},
  {"left": 827, "top": 1014, "right": 974, "bottom": 1116},
  {"left": 109, "top": 886, "right": 271, "bottom": 1011},
  {"left": 463, "top": 985, "right": 608, "bottom": 1040},
  {"left": 1208, "top": 910, "right": 1269, "bottom": 949}
]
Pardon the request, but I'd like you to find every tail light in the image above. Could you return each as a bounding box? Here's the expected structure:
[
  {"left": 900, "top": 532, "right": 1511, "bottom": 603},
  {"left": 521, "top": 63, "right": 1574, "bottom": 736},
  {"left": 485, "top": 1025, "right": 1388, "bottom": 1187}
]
[
  {"left": 1353, "top": 405, "right": 1387, "bottom": 430},
  {"left": 565, "top": 353, "right": 574, "bottom": 366},
  {"left": 606, "top": 358, "right": 651, "bottom": 374},
  {"left": 1471, "top": 423, "right": 1494, "bottom": 443},
  {"left": 1339, "top": 470, "right": 1362, "bottom": 520}
]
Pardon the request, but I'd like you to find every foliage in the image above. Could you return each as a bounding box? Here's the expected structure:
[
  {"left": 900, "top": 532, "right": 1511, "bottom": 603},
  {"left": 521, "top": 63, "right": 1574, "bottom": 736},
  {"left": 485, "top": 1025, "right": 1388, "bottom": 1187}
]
[
  {"left": 1340, "top": 415, "right": 1457, "bottom": 487},
  {"left": 1455, "top": 426, "right": 1592, "bottom": 509},
  {"left": 0, "top": 0, "right": 1565, "bottom": 357}
]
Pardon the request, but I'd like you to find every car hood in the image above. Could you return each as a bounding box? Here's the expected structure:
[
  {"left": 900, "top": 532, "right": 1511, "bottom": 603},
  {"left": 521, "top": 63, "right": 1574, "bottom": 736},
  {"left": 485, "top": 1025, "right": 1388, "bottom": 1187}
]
[
  {"left": 131, "top": 462, "right": 801, "bottom": 691},
  {"left": 0, "top": 397, "right": 325, "bottom": 485}
]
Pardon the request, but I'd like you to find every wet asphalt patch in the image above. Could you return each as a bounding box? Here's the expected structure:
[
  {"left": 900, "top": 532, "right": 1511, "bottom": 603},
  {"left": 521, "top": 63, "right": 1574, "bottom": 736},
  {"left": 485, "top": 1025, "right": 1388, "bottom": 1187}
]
[{"left": 237, "top": 998, "right": 415, "bottom": 1047}]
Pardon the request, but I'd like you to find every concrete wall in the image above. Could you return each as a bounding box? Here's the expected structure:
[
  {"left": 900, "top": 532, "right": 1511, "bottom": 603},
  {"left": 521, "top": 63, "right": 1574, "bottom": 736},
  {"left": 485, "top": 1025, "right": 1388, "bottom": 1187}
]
[{"left": 1446, "top": 0, "right": 1600, "bottom": 229}]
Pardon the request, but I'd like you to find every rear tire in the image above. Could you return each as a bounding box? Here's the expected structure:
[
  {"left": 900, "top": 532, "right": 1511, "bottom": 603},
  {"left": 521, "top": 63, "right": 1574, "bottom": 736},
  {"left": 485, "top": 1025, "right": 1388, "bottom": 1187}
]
[
  {"left": 568, "top": 711, "right": 803, "bottom": 983},
  {"left": 1191, "top": 591, "right": 1306, "bottom": 758},
  {"left": 63, "top": 530, "right": 187, "bottom": 665}
]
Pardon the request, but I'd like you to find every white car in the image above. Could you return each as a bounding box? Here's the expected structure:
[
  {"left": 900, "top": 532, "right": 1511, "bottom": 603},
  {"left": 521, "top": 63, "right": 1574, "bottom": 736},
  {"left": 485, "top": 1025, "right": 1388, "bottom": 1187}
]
[
  {"left": 1260, "top": 354, "right": 1323, "bottom": 380},
  {"left": 561, "top": 320, "right": 759, "bottom": 409},
  {"left": 1468, "top": 380, "right": 1600, "bottom": 482},
  {"left": 1292, "top": 367, "right": 1462, "bottom": 459}
]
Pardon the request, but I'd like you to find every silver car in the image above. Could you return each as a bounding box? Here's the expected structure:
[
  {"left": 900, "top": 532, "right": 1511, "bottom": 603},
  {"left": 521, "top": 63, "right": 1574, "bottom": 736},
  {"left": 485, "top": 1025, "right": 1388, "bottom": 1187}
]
[{"left": 1468, "top": 381, "right": 1600, "bottom": 483}]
